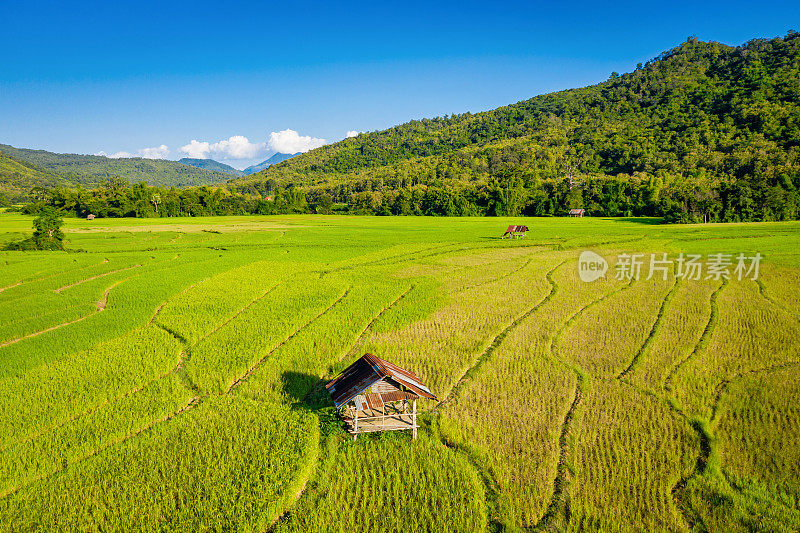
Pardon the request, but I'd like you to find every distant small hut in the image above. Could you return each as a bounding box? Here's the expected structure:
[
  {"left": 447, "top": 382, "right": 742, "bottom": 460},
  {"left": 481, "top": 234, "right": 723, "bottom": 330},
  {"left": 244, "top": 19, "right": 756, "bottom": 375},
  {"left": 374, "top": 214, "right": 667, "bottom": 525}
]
[
  {"left": 326, "top": 353, "right": 437, "bottom": 440},
  {"left": 569, "top": 209, "right": 585, "bottom": 217},
  {"left": 86, "top": 214, "right": 96, "bottom": 220},
  {"left": 502, "top": 225, "right": 528, "bottom": 239}
]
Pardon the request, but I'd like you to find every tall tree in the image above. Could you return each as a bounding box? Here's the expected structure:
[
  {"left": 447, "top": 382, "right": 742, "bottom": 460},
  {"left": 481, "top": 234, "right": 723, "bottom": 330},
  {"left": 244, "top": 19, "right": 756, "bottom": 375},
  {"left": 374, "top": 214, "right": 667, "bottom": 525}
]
[{"left": 32, "top": 206, "right": 65, "bottom": 250}]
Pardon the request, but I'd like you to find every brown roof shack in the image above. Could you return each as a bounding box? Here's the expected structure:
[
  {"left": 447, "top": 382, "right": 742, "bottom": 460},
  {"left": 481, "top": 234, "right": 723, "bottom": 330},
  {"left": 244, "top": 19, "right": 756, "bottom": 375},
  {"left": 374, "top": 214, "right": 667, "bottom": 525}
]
[
  {"left": 502, "top": 225, "right": 528, "bottom": 238},
  {"left": 569, "top": 208, "right": 585, "bottom": 217},
  {"left": 326, "top": 353, "right": 436, "bottom": 439}
]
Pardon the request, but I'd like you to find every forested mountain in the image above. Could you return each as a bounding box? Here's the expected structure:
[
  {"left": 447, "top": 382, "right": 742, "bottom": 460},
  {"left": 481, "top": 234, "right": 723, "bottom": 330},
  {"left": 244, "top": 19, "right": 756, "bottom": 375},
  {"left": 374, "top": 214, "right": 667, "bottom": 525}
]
[
  {"left": 178, "top": 158, "right": 244, "bottom": 176},
  {"left": 242, "top": 152, "right": 300, "bottom": 175},
  {"left": 232, "top": 32, "right": 800, "bottom": 222},
  {"left": 0, "top": 144, "right": 232, "bottom": 191},
  {"left": 0, "top": 152, "right": 69, "bottom": 203}
]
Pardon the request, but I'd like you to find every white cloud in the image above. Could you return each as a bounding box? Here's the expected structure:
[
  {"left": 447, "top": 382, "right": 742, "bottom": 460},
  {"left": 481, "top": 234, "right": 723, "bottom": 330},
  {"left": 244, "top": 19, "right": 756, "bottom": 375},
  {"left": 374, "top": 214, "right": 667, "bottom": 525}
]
[
  {"left": 210, "top": 135, "right": 265, "bottom": 159},
  {"left": 180, "top": 140, "right": 211, "bottom": 159},
  {"left": 267, "top": 129, "right": 326, "bottom": 154},
  {"left": 95, "top": 145, "right": 169, "bottom": 159},
  {"left": 176, "top": 130, "right": 325, "bottom": 162},
  {"left": 346, "top": 130, "right": 360, "bottom": 138},
  {"left": 180, "top": 136, "right": 265, "bottom": 160},
  {"left": 95, "top": 150, "right": 133, "bottom": 159},
  {"left": 138, "top": 144, "right": 170, "bottom": 159}
]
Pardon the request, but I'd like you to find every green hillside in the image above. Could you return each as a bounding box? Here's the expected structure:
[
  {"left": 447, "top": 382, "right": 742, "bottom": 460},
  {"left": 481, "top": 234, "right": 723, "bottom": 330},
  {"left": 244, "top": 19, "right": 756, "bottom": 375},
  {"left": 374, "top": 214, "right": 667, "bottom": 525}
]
[
  {"left": 0, "top": 151, "right": 70, "bottom": 203},
  {"left": 232, "top": 33, "right": 800, "bottom": 221},
  {"left": 0, "top": 144, "right": 232, "bottom": 189}
]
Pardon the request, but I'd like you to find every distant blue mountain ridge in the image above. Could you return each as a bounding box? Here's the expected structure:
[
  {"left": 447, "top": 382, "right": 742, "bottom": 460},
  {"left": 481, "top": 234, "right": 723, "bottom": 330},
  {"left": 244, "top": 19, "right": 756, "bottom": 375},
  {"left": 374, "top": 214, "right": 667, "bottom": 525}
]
[{"left": 242, "top": 152, "right": 299, "bottom": 175}]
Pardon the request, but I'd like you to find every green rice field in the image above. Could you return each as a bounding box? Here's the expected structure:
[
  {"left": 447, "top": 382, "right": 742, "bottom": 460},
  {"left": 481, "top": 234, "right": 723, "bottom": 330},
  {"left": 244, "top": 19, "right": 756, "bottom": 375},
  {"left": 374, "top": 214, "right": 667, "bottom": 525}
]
[{"left": 1, "top": 213, "right": 799, "bottom": 531}]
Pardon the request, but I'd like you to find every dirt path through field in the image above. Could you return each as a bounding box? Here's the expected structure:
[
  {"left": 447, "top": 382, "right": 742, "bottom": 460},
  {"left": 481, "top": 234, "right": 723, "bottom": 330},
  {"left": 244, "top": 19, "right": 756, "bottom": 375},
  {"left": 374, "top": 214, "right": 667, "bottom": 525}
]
[
  {"left": 0, "top": 279, "right": 126, "bottom": 349},
  {"left": 54, "top": 264, "right": 141, "bottom": 293},
  {"left": 0, "top": 281, "right": 22, "bottom": 293}
]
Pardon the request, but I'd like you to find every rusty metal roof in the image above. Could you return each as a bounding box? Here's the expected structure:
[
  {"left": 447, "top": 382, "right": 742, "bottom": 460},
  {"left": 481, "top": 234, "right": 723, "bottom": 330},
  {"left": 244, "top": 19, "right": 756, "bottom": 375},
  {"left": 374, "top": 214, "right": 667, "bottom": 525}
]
[
  {"left": 326, "top": 353, "right": 437, "bottom": 408},
  {"left": 504, "top": 225, "right": 528, "bottom": 233}
]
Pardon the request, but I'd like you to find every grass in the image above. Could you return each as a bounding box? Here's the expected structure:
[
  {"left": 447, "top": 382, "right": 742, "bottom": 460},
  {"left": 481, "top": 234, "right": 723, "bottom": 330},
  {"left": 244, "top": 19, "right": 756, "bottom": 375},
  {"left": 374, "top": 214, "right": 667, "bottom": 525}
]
[
  {"left": 716, "top": 365, "right": 800, "bottom": 499},
  {"left": 0, "top": 325, "right": 182, "bottom": 449},
  {"left": 569, "top": 380, "right": 699, "bottom": 531},
  {"left": 0, "top": 213, "right": 799, "bottom": 530},
  {"left": 275, "top": 433, "right": 488, "bottom": 533},
  {"left": 558, "top": 275, "right": 674, "bottom": 379},
  {"left": 671, "top": 278, "right": 800, "bottom": 421},
  {"left": 0, "top": 395, "right": 319, "bottom": 531}
]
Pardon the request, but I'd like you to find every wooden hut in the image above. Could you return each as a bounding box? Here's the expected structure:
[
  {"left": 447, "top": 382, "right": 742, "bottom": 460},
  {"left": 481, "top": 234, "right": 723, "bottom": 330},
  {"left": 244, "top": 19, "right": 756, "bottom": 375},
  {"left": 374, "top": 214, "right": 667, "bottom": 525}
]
[
  {"left": 86, "top": 214, "right": 96, "bottom": 220},
  {"left": 501, "top": 225, "right": 528, "bottom": 239},
  {"left": 326, "top": 353, "right": 436, "bottom": 440},
  {"left": 568, "top": 208, "right": 585, "bottom": 217}
]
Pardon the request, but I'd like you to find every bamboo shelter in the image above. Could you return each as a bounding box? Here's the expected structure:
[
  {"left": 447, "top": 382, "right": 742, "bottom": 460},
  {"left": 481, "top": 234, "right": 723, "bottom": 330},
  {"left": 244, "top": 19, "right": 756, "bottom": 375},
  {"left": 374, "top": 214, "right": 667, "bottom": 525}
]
[{"left": 325, "top": 353, "right": 437, "bottom": 440}]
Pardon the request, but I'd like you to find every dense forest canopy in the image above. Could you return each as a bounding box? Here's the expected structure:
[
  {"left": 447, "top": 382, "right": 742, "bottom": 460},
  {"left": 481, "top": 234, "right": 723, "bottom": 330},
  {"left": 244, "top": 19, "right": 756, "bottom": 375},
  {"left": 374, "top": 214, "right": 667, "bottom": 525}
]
[{"left": 20, "top": 32, "right": 800, "bottom": 222}]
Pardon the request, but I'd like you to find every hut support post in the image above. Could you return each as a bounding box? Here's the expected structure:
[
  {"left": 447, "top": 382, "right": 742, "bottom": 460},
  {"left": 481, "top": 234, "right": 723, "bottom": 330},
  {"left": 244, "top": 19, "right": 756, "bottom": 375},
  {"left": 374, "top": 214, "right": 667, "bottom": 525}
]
[{"left": 412, "top": 399, "right": 417, "bottom": 440}]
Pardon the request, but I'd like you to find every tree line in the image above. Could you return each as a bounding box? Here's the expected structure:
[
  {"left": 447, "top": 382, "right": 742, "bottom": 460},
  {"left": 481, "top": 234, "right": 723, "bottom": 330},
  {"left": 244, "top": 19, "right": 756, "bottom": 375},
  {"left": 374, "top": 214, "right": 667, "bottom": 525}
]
[{"left": 23, "top": 168, "right": 799, "bottom": 223}]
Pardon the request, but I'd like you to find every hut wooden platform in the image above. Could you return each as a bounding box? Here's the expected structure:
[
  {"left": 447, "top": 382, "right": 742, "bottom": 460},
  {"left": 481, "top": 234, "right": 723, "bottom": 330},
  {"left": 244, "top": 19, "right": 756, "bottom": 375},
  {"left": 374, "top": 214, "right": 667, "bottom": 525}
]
[
  {"left": 345, "top": 411, "right": 417, "bottom": 435},
  {"left": 326, "top": 353, "right": 436, "bottom": 440}
]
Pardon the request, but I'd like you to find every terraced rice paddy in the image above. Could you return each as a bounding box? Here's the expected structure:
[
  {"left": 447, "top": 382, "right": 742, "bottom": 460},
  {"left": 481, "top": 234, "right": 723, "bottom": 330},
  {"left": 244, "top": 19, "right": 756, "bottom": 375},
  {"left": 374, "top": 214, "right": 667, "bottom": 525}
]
[{"left": 0, "top": 213, "right": 799, "bottom": 531}]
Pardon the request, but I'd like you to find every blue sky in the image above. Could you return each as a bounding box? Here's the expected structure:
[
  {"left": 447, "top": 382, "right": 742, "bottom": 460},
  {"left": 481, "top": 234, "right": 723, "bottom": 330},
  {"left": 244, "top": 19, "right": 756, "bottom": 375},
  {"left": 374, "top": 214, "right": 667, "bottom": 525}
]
[{"left": 1, "top": 1, "right": 798, "bottom": 169}]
